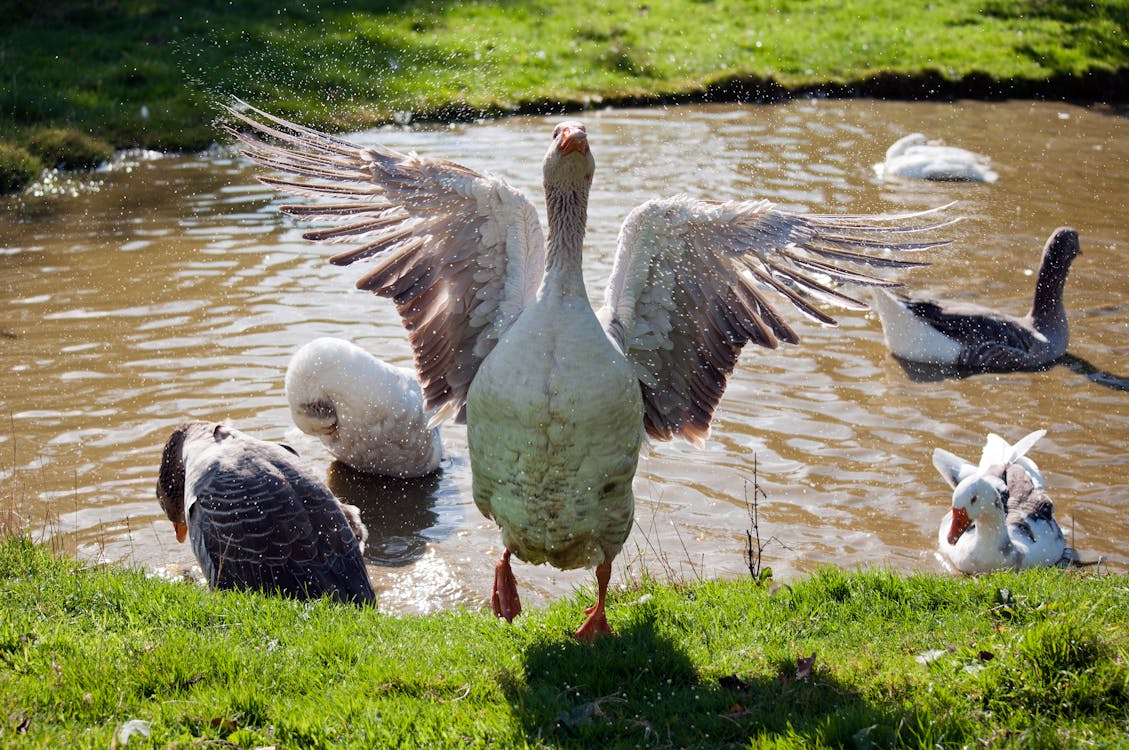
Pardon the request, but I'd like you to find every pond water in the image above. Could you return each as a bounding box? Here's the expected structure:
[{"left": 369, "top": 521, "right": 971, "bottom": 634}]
[{"left": 2, "top": 99, "right": 1127, "bottom": 615}]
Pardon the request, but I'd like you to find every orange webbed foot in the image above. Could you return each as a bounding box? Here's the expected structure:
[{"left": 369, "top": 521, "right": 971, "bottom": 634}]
[
  {"left": 491, "top": 549, "right": 522, "bottom": 622},
  {"left": 573, "top": 560, "right": 615, "bottom": 641},
  {"left": 573, "top": 606, "right": 615, "bottom": 641}
]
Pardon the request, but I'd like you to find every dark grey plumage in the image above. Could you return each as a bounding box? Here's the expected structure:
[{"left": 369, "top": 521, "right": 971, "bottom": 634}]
[
  {"left": 1001, "top": 463, "right": 1059, "bottom": 546},
  {"left": 872, "top": 227, "right": 1081, "bottom": 372},
  {"left": 156, "top": 420, "right": 375, "bottom": 605}
]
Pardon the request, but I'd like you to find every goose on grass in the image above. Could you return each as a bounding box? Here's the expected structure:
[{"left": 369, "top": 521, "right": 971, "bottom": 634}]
[
  {"left": 156, "top": 420, "right": 375, "bottom": 605},
  {"left": 227, "top": 102, "right": 952, "bottom": 639}
]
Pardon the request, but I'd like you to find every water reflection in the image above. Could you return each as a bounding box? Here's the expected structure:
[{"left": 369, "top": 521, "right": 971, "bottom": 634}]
[
  {"left": 1058, "top": 354, "right": 1129, "bottom": 392},
  {"left": 326, "top": 461, "right": 443, "bottom": 567},
  {"left": 896, "top": 353, "right": 1129, "bottom": 391},
  {"left": 890, "top": 357, "right": 980, "bottom": 383}
]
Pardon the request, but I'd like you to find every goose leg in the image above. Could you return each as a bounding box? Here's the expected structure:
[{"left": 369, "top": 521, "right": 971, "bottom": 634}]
[
  {"left": 492, "top": 548, "right": 522, "bottom": 622},
  {"left": 574, "top": 561, "right": 614, "bottom": 641}
]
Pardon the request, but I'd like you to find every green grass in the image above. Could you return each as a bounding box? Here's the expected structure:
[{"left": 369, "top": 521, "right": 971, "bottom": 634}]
[
  {"left": 1, "top": 535, "right": 1126, "bottom": 748},
  {"left": 2, "top": 0, "right": 1128, "bottom": 153},
  {"left": 2, "top": 0, "right": 1127, "bottom": 191}
]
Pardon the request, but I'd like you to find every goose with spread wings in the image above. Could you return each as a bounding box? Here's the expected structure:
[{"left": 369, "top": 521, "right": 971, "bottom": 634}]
[{"left": 227, "top": 102, "right": 951, "bottom": 639}]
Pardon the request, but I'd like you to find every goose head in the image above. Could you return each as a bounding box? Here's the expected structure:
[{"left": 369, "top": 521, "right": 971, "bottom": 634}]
[
  {"left": 1043, "top": 225, "right": 1079, "bottom": 263},
  {"left": 544, "top": 121, "right": 595, "bottom": 195},
  {"left": 156, "top": 420, "right": 208, "bottom": 543},
  {"left": 947, "top": 467, "right": 1008, "bottom": 546},
  {"left": 885, "top": 133, "right": 928, "bottom": 160},
  {"left": 1040, "top": 226, "right": 1081, "bottom": 275},
  {"left": 291, "top": 397, "right": 338, "bottom": 437}
]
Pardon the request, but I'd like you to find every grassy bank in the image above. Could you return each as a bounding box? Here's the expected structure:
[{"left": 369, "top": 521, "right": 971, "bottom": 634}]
[
  {"left": 1, "top": 535, "right": 1126, "bottom": 748},
  {"left": 1, "top": 0, "right": 1128, "bottom": 191}
]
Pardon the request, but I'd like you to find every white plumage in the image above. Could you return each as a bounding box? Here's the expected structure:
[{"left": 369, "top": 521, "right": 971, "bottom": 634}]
[
  {"left": 875, "top": 133, "right": 998, "bottom": 182},
  {"left": 286, "top": 337, "right": 442, "bottom": 478},
  {"left": 229, "top": 103, "right": 952, "bottom": 638},
  {"left": 933, "top": 430, "right": 1072, "bottom": 574}
]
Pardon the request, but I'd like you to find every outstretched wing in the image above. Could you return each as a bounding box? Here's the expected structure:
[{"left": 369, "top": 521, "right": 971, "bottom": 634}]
[
  {"left": 226, "top": 100, "right": 546, "bottom": 424},
  {"left": 932, "top": 447, "right": 978, "bottom": 489},
  {"left": 979, "top": 429, "right": 1045, "bottom": 486},
  {"left": 599, "top": 196, "right": 953, "bottom": 445}
]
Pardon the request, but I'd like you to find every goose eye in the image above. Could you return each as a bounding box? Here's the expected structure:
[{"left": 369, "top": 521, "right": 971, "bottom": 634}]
[{"left": 969, "top": 497, "right": 977, "bottom": 505}]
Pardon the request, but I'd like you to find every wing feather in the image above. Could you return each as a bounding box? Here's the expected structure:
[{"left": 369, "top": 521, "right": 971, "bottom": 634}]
[
  {"left": 227, "top": 100, "right": 546, "bottom": 422},
  {"left": 602, "top": 197, "right": 951, "bottom": 444}
]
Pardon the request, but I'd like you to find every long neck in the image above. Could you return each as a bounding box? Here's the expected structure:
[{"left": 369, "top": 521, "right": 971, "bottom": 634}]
[
  {"left": 542, "top": 179, "right": 589, "bottom": 298},
  {"left": 1029, "top": 252, "right": 1070, "bottom": 329},
  {"left": 955, "top": 509, "right": 1017, "bottom": 572},
  {"left": 972, "top": 507, "right": 1017, "bottom": 558},
  {"left": 973, "top": 508, "right": 1009, "bottom": 542}
]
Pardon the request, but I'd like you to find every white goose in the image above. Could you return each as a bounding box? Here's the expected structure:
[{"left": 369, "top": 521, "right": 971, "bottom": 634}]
[
  {"left": 286, "top": 337, "right": 442, "bottom": 478},
  {"left": 874, "top": 133, "right": 998, "bottom": 182},
  {"left": 933, "top": 430, "right": 1072, "bottom": 574},
  {"left": 156, "top": 420, "right": 376, "bottom": 604},
  {"left": 869, "top": 227, "right": 1081, "bottom": 372},
  {"left": 228, "top": 102, "right": 951, "bottom": 639}
]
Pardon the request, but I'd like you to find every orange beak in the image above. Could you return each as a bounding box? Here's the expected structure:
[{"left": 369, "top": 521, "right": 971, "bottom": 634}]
[
  {"left": 174, "top": 522, "right": 188, "bottom": 544},
  {"left": 559, "top": 125, "right": 588, "bottom": 156},
  {"left": 947, "top": 507, "right": 972, "bottom": 546}
]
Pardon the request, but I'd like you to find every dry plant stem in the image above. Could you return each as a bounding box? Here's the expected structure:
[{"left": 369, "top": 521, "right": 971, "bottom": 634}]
[{"left": 745, "top": 456, "right": 768, "bottom": 580}]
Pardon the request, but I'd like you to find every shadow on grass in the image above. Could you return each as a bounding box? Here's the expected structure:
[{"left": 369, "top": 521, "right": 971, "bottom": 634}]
[{"left": 502, "top": 613, "right": 929, "bottom": 748}]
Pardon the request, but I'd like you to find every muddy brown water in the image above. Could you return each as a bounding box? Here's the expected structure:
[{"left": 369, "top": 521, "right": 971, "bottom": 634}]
[{"left": 2, "top": 99, "right": 1126, "bottom": 614}]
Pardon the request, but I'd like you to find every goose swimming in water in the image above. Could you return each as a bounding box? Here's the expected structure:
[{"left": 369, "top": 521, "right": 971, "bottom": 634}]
[
  {"left": 156, "top": 420, "right": 376, "bottom": 605},
  {"left": 933, "top": 429, "right": 1073, "bottom": 574},
  {"left": 874, "top": 133, "right": 998, "bottom": 183},
  {"left": 286, "top": 337, "right": 443, "bottom": 478},
  {"left": 227, "top": 102, "right": 952, "bottom": 639},
  {"left": 869, "top": 227, "right": 1081, "bottom": 372}
]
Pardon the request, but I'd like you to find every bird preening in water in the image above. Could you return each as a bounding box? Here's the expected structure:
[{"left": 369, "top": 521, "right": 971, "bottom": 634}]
[
  {"left": 874, "top": 133, "right": 998, "bottom": 183},
  {"left": 286, "top": 336, "right": 443, "bottom": 478},
  {"left": 227, "top": 100, "right": 953, "bottom": 639},
  {"left": 156, "top": 420, "right": 376, "bottom": 605}
]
